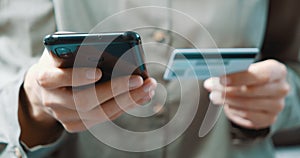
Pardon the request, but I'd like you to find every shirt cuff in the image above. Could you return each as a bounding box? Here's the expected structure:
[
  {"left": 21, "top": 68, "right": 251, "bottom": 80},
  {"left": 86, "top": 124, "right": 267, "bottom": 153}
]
[
  {"left": 0, "top": 66, "right": 31, "bottom": 158},
  {"left": 21, "top": 131, "right": 68, "bottom": 158},
  {"left": 230, "top": 121, "right": 270, "bottom": 145}
]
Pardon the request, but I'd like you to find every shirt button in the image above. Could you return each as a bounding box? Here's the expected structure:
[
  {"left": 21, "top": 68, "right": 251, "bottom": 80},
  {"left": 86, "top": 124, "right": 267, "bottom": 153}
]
[
  {"left": 152, "top": 30, "right": 166, "bottom": 43},
  {"left": 14, "top": 147, "right": 22, "bottom": 158}
]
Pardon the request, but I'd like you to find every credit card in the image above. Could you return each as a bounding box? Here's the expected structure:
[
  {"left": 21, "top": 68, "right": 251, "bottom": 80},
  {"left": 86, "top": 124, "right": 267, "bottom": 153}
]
[{"left": 163, "top": 48, "right": 258, "bottom": 80}]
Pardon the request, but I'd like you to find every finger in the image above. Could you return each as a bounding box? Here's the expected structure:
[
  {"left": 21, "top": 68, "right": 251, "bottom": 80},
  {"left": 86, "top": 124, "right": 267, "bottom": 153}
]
[
  {"left": 209, "top": 91, "right": 225, "bottom": 105},
  {"left": 41, "top": 87, "right": 76, "bottom": 110},
  {"left": 53, "top": 93, "right": 156, "bottom": 133},
  {"left": 225, "top": 80, "right": 290, "bottom": 98},
  {"left": 50, "top": 105, "right": 123, "bottom": 123},
  {"left": 46, "top": 76, "right": 154, "bottom": 111},
  {"left": 99, "top": 85, "right": 156, "bottom": 115},
  {"left": 103, "top": 96, "right": 153, "bottom": 120},
  {"left": 223, "top": 96, "right": 285, "bottom": 114},
  {"left": 204, "top": 77, "right": 224, "bottom": 91},
  {"left": 41, "top": 86, "right": 94, "bottom": 111},
  {"left": 224, "top": 105, "right": 254, "bottom": 129},
  {"left": 37, "top": 67, "right": 102, "bottom": 89},
  {"left": 77, "top": 78, "right": 155, "bottom": 112},
  {"left": 97, "top": 77, "right": 157, "bottom": 103},
  {"left": 50, "top": 91, "right": 153, "bottom": 123},
  {"left": 220, "top": 59, "right": 287, "bottom": 86},
  {"left": 224, "top": 105, "right": 276, "bottom": 129},
  {"left": 104, "top": 87, "right": 156, "bottom": 113},
  {"left": 73, "top": 77, "right": 155, "bottom": 111}
]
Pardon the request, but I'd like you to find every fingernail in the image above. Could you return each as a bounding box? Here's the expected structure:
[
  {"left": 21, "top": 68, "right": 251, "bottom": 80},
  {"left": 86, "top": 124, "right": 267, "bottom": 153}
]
[
  {"left": 220, "top": 76, "right": 230, "bottom": 85},
  {"left": 129, "top": 76, "right": 143, "bottom": 88},
  {"left": 143, "top": 82, "right": 156, "bottom": 92},
  {"left": 86, "top": 69, "right": 100, "bottom": 80},
  {"left": 209, "top": 91, "right": 223, "bottom": 104},
  {"left": 204, "top": 79, "right": 213, "bottom": 90}
]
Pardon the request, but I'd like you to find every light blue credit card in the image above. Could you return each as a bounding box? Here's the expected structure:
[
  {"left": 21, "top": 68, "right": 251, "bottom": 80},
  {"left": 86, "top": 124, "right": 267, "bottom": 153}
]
[{"left": 163, "top": 48, "right": 259, "bottom": 80}]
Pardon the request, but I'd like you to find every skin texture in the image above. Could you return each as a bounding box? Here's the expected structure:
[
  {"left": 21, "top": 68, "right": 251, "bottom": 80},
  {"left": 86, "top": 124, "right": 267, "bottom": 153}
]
[
  {"left": 19, "top": 50, "right": 157, "bottom": 147},
  {"left": 204, "top": 59, "right": 290, "bottom": 129}
]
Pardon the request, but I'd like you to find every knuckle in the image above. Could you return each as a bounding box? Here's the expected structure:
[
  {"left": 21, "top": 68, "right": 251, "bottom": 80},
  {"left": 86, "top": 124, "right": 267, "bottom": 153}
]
[
  {"left": 111, "top": 77, "right": 131, "bottom": 95},
  {"left": 268, "top": 59, "right": 287, "bottom": 76},
  {"left": 280, "top": 83, "right": 290, "bottom": 96},
  {"left": 280, "top": 63, "right": 288, "bottom": 76},
  {"left": 61, "top": 87, "right": 73, "bottom": 96},
  {"left": 73, "top": 92, "right": 95, "bottom": 112},
  {"left": 42, "top": 99, "right": 56, "bottom": 108},
  {"left": 262, "top": 73, "right": 271, "bottom": 83},
  {"left": 37, "top": 71, "right": 50, "bottom": 88},
  {"left": 111, "top": 83, "right": 122, "bottom": 97}
]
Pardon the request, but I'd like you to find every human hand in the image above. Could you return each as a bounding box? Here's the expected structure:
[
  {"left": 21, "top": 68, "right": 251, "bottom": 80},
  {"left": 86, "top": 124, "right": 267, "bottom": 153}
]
[
  {"left": 204, "top": 59, "right": 290, "bottom": 129},
  {"left": 22, "top": 49, "right": 157, "bottom": 133}
]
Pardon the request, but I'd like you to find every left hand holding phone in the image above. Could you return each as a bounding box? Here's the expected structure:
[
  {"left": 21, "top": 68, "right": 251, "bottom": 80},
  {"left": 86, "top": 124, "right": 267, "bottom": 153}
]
[{"left": 19, "top": 48, "right": 157, "bottom": 147}]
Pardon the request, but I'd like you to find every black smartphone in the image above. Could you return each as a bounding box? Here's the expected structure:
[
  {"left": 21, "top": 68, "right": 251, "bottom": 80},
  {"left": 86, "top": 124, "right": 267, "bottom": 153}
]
[{"left": 43, "top": 31, "right": 148, "bottom": 83}]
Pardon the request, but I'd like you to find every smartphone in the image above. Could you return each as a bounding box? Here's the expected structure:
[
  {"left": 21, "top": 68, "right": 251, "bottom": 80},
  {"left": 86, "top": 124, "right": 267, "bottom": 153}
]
[
  {"left": 43, "top": 31, "right": 148, "bottom": 83},
  {"left": 164, "top": 48, "right": 259, "bottom": 80}
]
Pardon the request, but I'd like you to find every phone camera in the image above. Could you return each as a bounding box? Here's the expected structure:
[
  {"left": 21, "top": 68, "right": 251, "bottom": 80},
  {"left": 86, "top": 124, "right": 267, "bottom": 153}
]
[{"left": 55, "top": 47, "right": 72, "bottom": 58}]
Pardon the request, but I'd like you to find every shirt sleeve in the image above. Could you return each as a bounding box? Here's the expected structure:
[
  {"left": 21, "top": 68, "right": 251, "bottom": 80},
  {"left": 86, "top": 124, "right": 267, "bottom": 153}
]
[
  {"left": 21, "top": 131, "right": 68, "bottom": 158},
  {"left": 0, "top": 67, "right": 28, "bottom": 158},
  {"left": 0, "top": 64, "right": 70, "bottom": 158}
]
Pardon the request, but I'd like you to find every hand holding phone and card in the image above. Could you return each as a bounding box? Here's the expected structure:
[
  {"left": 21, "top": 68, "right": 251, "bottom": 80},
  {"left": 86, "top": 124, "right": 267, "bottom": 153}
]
[
  {"left": 41, "top": 32, "right": 260, "bottom": 135},
  {"left": 42, "top": 32, "right": 289, "bottom": 138}
]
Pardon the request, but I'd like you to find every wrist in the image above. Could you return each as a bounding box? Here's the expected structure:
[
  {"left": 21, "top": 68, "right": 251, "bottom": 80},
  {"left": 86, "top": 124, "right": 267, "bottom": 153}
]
[{"left": 18, "top": 84, "right": 63, "bottom": 147}]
